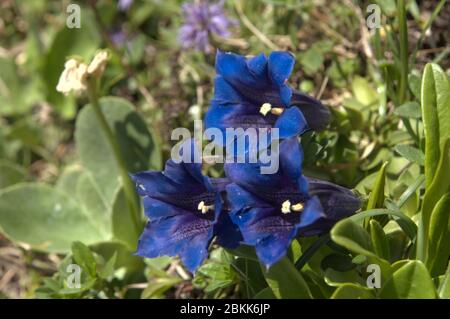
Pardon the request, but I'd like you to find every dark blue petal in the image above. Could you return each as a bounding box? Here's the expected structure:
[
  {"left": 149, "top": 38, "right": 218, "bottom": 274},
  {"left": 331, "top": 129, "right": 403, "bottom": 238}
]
[
  {"left": 307, "top": 177, "right": 361, "bottom": 220},
  {"left": 255, "top": 226, "right": 298, "bottom": 268},
  {"left": 279, "top": 137, "right": 303, "bottom": 182},
  {"left": 136, "top": 203, "right": 215, "bottom": 272},
  {"left": 246, "top": 53, "right": 268, "bottom": 77},
  {"left": 216, "top": 50, "right": 262, "bottom": 89},
  {"left": 214, "top": 210, "right": 243, "bottom": 249},
  {"left": 279, "top": 84, "right": 293, "bottom": 107},
  {"left": 226, "top": 183, "right": 271, "bottom": 211},
  {"left": 268, "top": 51, "right": 295, "bottom": 87},
  {"left": 275, "top": 107, "right": 308, "bottom": 139},
  {"left": 166, "top": 138, "right": 211, "bottom": 189},
  {"left": 180, "top": 229, "right": 214, "bottom": 272},
  {"left": 213, "top": 76, "right": 244, "bottom": 104},
  {"left": 296, "top": 195, "right": 328, "bottom": 236},
  {"left": 230, "top": 206, "right": 299, "bottom": 267}
]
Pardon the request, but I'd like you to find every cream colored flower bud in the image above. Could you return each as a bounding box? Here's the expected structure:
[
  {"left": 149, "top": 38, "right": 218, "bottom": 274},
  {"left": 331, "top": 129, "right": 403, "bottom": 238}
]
[
  {"left": 56, "top": 59, "right": 88, "bottom": 95},
  {"left": 87, "top": 50, "right": 109, "bottom": 77}
]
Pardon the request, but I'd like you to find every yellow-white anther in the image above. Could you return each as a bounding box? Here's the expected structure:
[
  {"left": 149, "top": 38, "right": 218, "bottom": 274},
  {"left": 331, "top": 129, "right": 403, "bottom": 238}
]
[
  {"left": 281, "top": 200, "right": 291, "bottom": 214},
  {"left": 270, "top": 107, "right": 284, "bottom": 115},
  {"left": 259, "top": 103, "right": 272, "bottom": 116},
  {"left": 291, "top": 203, "right": 304, "bottom": 212},
  {"left": 198, "top": 201, "right": 214, "bottom": 214}
]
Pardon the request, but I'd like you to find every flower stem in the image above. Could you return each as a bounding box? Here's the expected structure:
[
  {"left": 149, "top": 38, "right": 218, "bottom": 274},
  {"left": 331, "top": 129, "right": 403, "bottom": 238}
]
[
  {"left": 87, "top": 78, "right": 142, "bottom": 237},
  {"left": 397, "top": 0, "right": 408, "bottom": 104}
]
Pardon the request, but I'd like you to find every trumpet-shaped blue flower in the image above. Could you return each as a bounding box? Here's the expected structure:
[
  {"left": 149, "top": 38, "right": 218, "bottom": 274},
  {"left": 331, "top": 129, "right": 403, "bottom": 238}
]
[
  {"left": 225, "top": 137, "right": 359, "bottom": 267},
  {"left": 205, "top": 51, "right": 330, "bottom": 143},
  {"left": 131, "top": 139, "right": 236, "bottom": 272}
]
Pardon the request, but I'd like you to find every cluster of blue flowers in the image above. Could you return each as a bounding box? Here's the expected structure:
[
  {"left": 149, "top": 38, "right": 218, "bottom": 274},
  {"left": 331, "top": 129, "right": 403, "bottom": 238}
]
[
  {"left": 178, "top": 0, "right": 235, "bottom": 53},
  {"left": 132, "top": 51, "right": 360, "bottom": 272}
]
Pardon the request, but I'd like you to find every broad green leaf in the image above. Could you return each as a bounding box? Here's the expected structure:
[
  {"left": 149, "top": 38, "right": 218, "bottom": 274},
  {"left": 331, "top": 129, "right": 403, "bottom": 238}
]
[
  {"left": 394, "top": 102, "right": 422, "bottom": 118},
  {"left": 426, "top": 193, "right": 450, "bottom": 277},
  {"left": 75, "top": 96, "right": 161, "bottom": 205},
  {"left": 56, "top": 165, "right": 84, "bottom": 195},
  {"left": 331, "top": 219, "right": 374, "bottom": 257},
  {"left": 76, "top": 172, "right": 112, "bottom": 239},
  {"left": 262, "top": 257, "right": 312, "bottom": 299},
  {"left": 324, "top": 268, "right": 365, "bottom": 287},
  {"left": 331, "top": 283, "right": 375, "bottom": 299},
  {"left": 0, "top": 183, "right": 105, "bottom": 252},
  {"left": 71, "top": 241, "right": 97, "bottom": 277},
  {"left": 321, "top": 253, "right": 356, "bottom": 272},
  {"left": 370, "top": 220, "right": 390, "bottom": 261},
  {"left": 380, "top": 260, "right": 437, "bottom": 298},
  {"left": 421, "top": 63, "right": 450, "bottom": 187},
  {"left": 331, "top": 218, "right": 392, "bottom": 279},
  {"left": 394, "top": 144, "right": 425, "bottom": 165},
  {"left": 0, "top": 160, "right": 26, "bottom": 189}
]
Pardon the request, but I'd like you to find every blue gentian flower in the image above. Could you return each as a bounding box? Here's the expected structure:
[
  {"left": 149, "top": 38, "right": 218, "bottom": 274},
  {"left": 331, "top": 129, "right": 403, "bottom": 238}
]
[
  {"left": 205, "top": 51, "right": 331, "bottom": 142},
  {"left": 178, "top": 0, "right": 235, "bottom": 53},
  {"left": 224, "top": 137, "right": 359, "bottom": 267},
  {"left": 131, "top": 139, "right": 237, "bottom": 272}
]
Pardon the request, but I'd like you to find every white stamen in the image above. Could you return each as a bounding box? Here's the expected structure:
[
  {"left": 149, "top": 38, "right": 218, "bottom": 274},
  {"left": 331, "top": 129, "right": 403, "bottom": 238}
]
[
  {"left": 281, "top": 200, "right": 291, "bottom": 214},
  {"left": 198, "top": 201, "right": 214, "bottom": 214},
  {"left": 259, "top": 103, "right": 272, "bottom": 116}
]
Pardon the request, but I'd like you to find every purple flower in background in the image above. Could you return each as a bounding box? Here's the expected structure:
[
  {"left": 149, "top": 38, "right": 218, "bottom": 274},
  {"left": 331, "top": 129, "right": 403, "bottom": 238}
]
[
  {"left": 178, "top": 0, "right": 235, "bottom": 53},
  {"left": 118, "top": 0, "right": 133, "bottom": 11}
]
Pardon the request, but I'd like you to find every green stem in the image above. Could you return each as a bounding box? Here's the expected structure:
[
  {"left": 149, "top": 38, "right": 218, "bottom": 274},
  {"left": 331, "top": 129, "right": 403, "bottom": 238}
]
[
  {"left": 397, "top": 0, "right": 408, "bottom": 104},
  {"left": 87, "top": 79, "right": 142, "bottom": 236}
]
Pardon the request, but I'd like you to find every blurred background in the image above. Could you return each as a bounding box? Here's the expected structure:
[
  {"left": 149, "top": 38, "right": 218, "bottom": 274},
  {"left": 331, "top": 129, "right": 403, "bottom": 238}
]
[{"left": 0, "top": 0, "right": 448, "bottom": 298}]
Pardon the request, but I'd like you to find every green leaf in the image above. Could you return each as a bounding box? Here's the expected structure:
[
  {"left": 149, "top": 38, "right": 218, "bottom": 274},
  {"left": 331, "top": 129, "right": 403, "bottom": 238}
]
[
  {"left": 253, "top": 287, "right": 276, "bottom": 299},
  {"left": 394, "top": 102, "right": 422, "bottom": 118},
  {"left": 0, "top": 183, "right": 105, "bottom": 252},
  {"left": 112, "top": 188, "right": 140, "bottom": 250},
  {"left": 321, "top": 253, "right": 356, "bottom": 272},
  {"left": 76, "top": 172, "right": 112, "bottom": 239},
  {"left": 426, "top": 193, "right": 450, "bottom": 277},
  {"left": 331, "top": 218, "right": 392, "bottom": 280},
  {"left": 421, "top": 63, "right": 450, "bottom": 187},
  {"left": 394, "top": 144, "right": 425, "bottom": 165},
  {"left": 98, "top": 253, "right": 117, "bottom": 280},
  {"left": 370, "top": 219, "right": 390, "bottom": 261},
  {"left": 331, "top": 219, "right": 374, "bottom": 257},
  {"left": 422, "top": 138, "right": 450, "bottom": 246},
  {"left": 71, "top": 241, "right": 97, "bottom": 277},
  {"left": 262, "top": 257, "right": 312, "bottom": 299},
  {"left": 331, "top": 284, "right": 375, "bottom": 299},
  {"left": 75, "top": 97, "right": 161, "bottom": 205},
  {"left": 438, "top": 266, "right": 450, "bottom": 298},
  {"left": 380, "top": 260, "right": 437, "bottom": 298},
  {"left": 141, "top": 277, "right": 182, "bottom": 299},
  {"left": 352, "top": 76, "right": 378, "bottom": 107},
  {"left": 56, "top": 165, "right": 84, "bottom": 195},
  {"left": 0, "top": 160, "right": 26, "bottom": 189},
  {"left": 366, "top": 162, "right": 387, "bottom": 223}
]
